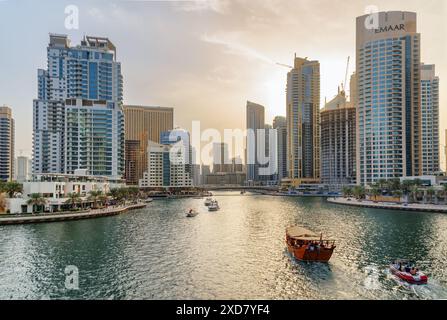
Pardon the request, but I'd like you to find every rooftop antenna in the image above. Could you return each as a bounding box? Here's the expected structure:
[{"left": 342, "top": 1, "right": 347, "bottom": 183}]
[{"left": 341, "top": 56, "right": 350, "bottom": 93}]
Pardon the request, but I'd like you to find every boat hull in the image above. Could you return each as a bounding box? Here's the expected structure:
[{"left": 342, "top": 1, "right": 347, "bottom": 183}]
[
  {"left": 186, "top": 213, "right": 198, "bottom": 217},
  {"left": 286, "top": 242, "right": 334, "bottom": 262}
]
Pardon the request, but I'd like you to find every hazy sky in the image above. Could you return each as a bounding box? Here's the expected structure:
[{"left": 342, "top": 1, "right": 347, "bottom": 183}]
[{"left": 0, "top": 0, "right": 446, "bottom": 168}]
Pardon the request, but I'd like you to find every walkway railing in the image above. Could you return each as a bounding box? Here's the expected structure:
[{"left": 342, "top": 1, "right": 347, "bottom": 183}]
[{"left": 0, "top": 203, "right": 146, "bottom": 225}]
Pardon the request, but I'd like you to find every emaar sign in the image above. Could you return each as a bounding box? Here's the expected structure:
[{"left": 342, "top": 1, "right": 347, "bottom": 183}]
[{"left": 374, "top": 24, "right": 405, "bottom": 33}]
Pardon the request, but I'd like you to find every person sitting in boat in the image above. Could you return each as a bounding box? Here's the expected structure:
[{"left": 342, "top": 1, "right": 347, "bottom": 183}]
[
  {"left": 405, "top": 264, "right": 411, "bottom": 273},
  {"left": 189, "top": 209, "right": 193, "bottom": 213},
  {"left": 410, "top": 267, "right": 417, "bottom": 275}
]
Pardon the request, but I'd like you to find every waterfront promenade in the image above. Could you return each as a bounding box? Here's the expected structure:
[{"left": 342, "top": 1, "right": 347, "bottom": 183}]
[
  {"left": 0, "top": 203, "right": 146, "bottom": 225},
  {"left": 327, "top": 197, "right": 447, "bottom": 213}
]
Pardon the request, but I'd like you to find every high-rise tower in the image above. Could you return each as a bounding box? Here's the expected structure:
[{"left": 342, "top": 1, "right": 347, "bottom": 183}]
[
  {"left": 33, "top": 34, "right": 124, "bottom": 178},
  {"left": 356, "top": 12, "right": 421, "bottom": 185},
  {"left": 286, "top": 56, "right": 320, "bottom": 185}
]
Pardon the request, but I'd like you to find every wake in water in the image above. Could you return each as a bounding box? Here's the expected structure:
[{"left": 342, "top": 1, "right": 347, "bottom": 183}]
[{"left": 385, "top": 269, "right": 447, "bottom": 299}]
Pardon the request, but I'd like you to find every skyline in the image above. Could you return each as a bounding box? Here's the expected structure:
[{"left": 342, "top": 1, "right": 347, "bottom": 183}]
[{"left": 0, "top": 0, "right": 446, "bottom": 168}]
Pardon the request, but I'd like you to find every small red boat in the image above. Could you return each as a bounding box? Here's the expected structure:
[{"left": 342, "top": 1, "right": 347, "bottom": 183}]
[{"left": 390, "top": 261, "right": 428, "bottom": 285}]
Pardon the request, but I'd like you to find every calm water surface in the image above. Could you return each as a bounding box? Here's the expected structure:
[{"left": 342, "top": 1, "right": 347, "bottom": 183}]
[{"left": 1, "top": 192, "right": 447, "bottom": 299}]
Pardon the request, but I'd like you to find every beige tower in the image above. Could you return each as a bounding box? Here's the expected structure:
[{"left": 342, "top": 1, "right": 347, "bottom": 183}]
[
  {"left": 123, "top": 105, "right": 173, "bottom": 185},
  {"left": 286, "top": 56, "right": 320, "bottom": 186},
  {"left": 0, "top": 106, "right": 14, "bottom": 182}
]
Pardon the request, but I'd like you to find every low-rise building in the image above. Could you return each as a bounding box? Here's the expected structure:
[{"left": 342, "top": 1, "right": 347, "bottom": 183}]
[
  {"left": 139, "top": 141, "right": 192, "bottom": 188},
  {"left": 400, "top": 175, "right": 447, "bottom": 187},
  {"left": 6, "top": 170, "right": 125, "bottom": 214}
]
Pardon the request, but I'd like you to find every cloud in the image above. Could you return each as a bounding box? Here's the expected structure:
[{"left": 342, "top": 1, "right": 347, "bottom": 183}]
[
  {"left": 87, "top": 7, "right": 105, "bottom": 21},
  {"left": 200, "top": 33, "right": 275, "bottom": 65},
  {"left": 172, "top": 0, "right": 229, "bottom": 14}
]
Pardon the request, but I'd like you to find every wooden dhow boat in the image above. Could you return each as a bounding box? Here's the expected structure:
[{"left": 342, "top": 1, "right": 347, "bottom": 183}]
[{"left": 285, "top": 226, "right": 336, "bottom": 262}]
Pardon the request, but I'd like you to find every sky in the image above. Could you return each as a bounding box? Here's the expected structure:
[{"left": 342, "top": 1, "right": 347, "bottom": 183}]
[{"left": 0, "top": 0, "right": 446, "bottom": 168}]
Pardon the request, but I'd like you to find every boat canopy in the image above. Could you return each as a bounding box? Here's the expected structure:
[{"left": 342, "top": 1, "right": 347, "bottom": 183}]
[{"left": 286, "top": 226, "right": 332, "bottom": 241}]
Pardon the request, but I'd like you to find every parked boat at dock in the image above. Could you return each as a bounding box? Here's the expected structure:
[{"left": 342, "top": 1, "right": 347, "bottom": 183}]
[{"left": 285, "top": 226, "right": 335, "bottom": 262}]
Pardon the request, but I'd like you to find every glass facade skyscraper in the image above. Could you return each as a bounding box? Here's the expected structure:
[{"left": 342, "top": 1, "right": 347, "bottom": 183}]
[
  {"left": 356, "top": 11, "right": 421, "bottom": 185},
  {"left": 33, "top": 34, "right": 124, "bottom": 179},
  {"left": 246, "top": 101, "right": 266, "bottom": 184},
  {"left": 420, "top": 64, "right": 440, "bottom": 175},
  {"left": 273, "top": 116, "right": 287, "bottom": 182},
  {"left": 0, "top": 106, "right": 14, "bottom": 182},
  {"left": 286, "top": 56, "right": 320, "bottom": 185}
]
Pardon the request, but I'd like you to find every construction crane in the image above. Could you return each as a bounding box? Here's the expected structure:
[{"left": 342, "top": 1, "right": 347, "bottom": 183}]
[{"left": 341, "top": 56, "right": 350, "bottom": 93}]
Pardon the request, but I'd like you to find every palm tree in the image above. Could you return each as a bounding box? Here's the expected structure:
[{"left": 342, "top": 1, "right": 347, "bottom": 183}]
[
  {"left": 434, "top": 189, "right": 442, "bottom": 205},
  {"left": 401, "top": 180, "right": 413, "bottom": 203},
  {"left": 387, "top": 178, "right": 401, "bottom": 193},
  {"left": 353, "top": 186, "right": 366, "bottom": 201},
  {"left": 27, "top": 193, "right": 47, "bottom": 213},
  {"left": 98, "top": 193, "right": 109, "bottom": 208},
  {"left": 392, "top": 190, "right": 403, "bottom": 202},
  {"left": 426, "top": 187, "right": 436, "bottom": 204},
  {"left": 413, "top": 178, "right": 423, "bottom": 187},
  {"left": 87, "top": 190, "right": 103, "bottom": 209},
  {"left": 410, "top": 185, "right": 420, "bottom": 203},
  {"left": 127, "top": 187, "right": 140, "bottom": 203},
  {"left": 2, "top": 181, "right": 23, "bottom": 198},
  {"left": 65, "top": 192, "right": 82, "bottom": 210},
  {"left": 377, "top": 179, "right": 388, "bottom": 191},
  {"left": 109, "top": 188, "right": 123, "bottom": 204},
  {"left": 342, "top": 186, "right": 353, "bottom": 198},
  {"left": 369, "top": 187, "right": 381, "bottom": 202}
]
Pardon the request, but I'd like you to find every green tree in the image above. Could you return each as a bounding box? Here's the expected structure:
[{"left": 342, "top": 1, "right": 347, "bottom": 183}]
[
  {"left": 392, "top": 189, "right": 403, "bottom": 201},
  {"left": 368, "top": 187, "right": 381, "bottom": 202},
  {"left": 109, "top": 188, "right": 126, "bottom": 204},
  {"left": 377, "top": 179, "right": 388, "bottom": 191},
  {"left": 87, "top": 190, "right": 103, "bottom": 209},
  {"left": 27, "top": 193, "right": 47, "bottom": 213},
  {"left": 1, "top": 181, "right": 23, "bottom": 198},
  {"left": 401, "top": 180, "right": 413, "bottom": 195},
  {"left": 410, "top": 185, "right": 420, "bottom": 203},
  {"left": 387, "top": 178, "right": 401, "bottom": 193},
  {"left": 353, "top": 186, "right": 366, "bottom": 200},
  {"left": 98, "top": 193, "right": 109, "bottom": 208},
  {"left": 127, "top": 187, "right": 140, "bottom": 202},
  {"left": 426, "top": 187, "right": 436, "bottom": 204},
  {"left": 413, "top": 178, "right": 423, "bottom": 186},
  {"left": 342, "top": 186, "right": 353, "bottom": 198},
  {"left": 65, "top": 192, "right": 82, "bottom": 210}
]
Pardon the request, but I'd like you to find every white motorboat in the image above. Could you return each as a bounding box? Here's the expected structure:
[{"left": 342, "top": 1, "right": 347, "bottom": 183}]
[
  {"left": 204, "top": 198, "right": 213, "bottom": 206},
  {"left": 208, "top": 200, "right": 220, "bottom": 212}
]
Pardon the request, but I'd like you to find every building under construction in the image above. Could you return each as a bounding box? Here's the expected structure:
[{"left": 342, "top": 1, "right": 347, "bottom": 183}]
[{"left": 320, "top": 82, "right": 356, "bottom": 186}]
